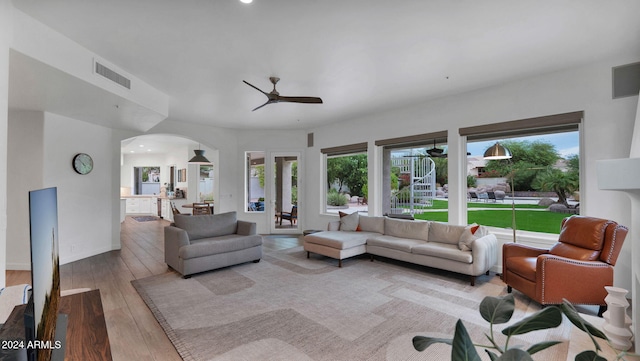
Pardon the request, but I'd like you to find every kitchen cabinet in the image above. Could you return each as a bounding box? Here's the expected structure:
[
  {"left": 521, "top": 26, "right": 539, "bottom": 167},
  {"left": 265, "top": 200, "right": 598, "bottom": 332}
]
[{"left": 124, "top": 196, "right": 158, "bottom": 215}]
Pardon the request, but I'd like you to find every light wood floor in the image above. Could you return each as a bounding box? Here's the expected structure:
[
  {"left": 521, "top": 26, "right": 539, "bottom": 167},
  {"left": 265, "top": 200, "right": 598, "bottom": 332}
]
[{"left": 6, "top": 216, "right": 303, "bottom": 361}]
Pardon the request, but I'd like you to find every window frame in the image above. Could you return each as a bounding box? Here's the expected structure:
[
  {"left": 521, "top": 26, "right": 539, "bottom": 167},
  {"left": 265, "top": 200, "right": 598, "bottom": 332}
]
[{"left": 321, "top": 142, "right": 368, "bottom": 215}]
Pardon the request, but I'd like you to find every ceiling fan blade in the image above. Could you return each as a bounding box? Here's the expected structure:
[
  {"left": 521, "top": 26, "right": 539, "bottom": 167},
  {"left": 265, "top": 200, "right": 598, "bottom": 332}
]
[
  {"left": 251, "top": 100, "right": 276, "bottom": 111},
  {"left": 243, "top": 80, "right": 268, "bottom": 96},
  {"left": 277, "top": 95, "right": 323, "bottom": 104}
]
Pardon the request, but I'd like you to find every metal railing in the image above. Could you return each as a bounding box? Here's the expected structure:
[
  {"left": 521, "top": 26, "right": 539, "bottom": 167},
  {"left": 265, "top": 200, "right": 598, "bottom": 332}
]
[{"left": 390, "top": 156, "right": 436, "bottom": 214}]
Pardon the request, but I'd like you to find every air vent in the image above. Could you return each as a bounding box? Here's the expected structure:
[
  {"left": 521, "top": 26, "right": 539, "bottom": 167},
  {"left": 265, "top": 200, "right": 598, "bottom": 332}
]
[
  {"left": 307, "top": 133, "right": 314, "bottom": 147},
  {"left": 95, "top": 61, "right": 131, "bottom": 89},
  {"left": 613, "top": 61, "right": 640, "bottom": 99}
]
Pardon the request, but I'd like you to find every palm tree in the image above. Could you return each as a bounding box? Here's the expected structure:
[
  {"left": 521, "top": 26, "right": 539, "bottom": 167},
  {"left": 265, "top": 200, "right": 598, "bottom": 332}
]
[{"left": 532, "top": 169, "right": 578, "bottom": 207}]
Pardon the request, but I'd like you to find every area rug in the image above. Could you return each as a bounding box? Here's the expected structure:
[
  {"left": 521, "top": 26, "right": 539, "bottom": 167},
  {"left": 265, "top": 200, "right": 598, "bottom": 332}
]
[
  {"left": 132, "top": 216, "right": 160, "bottom": 222},
  {"left": 132, "top": 246, "right": 573, "bottom": 361}
]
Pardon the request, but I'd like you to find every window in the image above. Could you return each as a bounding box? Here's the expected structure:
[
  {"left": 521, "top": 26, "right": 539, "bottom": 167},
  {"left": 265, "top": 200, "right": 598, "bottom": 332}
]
[
  {"left": 376, "top": 132, "right": 448, "bottom": 221},
  {"left": 245, "top": 151, "right": 265, "bottom": 212},
  {"left": 322, "top": 143, "right": 368, "bottom": 214},
  {"left": 133, "top": 166, "right": 160, "bottom": 195},
  {"left": 461, "top": 111, "right": 582, "bottom": 236}
]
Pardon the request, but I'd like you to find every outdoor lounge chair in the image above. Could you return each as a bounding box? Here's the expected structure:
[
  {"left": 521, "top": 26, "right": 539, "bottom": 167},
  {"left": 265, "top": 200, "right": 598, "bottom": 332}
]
[
  {"left": 278, "top": 205, "right": 297, "bottom": 225},
  {"left": 487, "top": 191, "right": 497, "bottom": 203},
  {"left": 468, "top": 192, "right": 479, "bottom": 201}
]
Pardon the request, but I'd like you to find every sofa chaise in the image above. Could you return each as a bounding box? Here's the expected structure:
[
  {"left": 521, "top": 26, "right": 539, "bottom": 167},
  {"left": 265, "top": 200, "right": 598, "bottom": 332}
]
[
  {"left": 164, "top": 211, "right": 263, "bottom": 278},
  {"left": 304, "top": 213, "right": 497, "bottom": 285}
]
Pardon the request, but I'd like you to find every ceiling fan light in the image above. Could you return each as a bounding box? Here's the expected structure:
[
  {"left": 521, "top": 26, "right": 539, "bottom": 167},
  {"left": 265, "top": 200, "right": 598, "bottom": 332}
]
[
  {"left": 188, "top": 149, "right": 211, "bottom": 164},
  {"left": 483, "top": 142, "right": 512, "bottom": 160}
]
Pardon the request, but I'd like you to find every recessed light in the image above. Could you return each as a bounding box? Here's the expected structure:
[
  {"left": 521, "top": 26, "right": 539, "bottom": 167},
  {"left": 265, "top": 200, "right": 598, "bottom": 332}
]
[
  {"left": 240, "top": 0, "right": 252, "bottom": 3},
  {"left": 130, "top": 150, "right": 135, "bottom": 153},
  {"left": 139, "top": 144, "right": 144, "bottom": 147}
]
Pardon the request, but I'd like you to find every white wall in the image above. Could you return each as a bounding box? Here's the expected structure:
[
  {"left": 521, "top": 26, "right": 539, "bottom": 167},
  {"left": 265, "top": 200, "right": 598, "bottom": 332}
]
[
  {"left": 42, "top": 112, "right": 118, "bottom": 265},
  {"left": 7, "top": 110, "right": 44, "bottom": 269},
  {"left": 0, "top": 0, "right": 12, "bottom": 287},
  {"left": 305, "top": 54, "right": 640, "bottom": 291}
]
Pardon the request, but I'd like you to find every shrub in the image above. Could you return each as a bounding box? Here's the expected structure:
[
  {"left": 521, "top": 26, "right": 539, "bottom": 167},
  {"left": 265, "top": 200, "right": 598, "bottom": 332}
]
[
  {"left": 327, "top": 190, "right": 348, "bottom": 206},
  {"left": 467, "top": 175, "right": 477, "bottom": 188}
]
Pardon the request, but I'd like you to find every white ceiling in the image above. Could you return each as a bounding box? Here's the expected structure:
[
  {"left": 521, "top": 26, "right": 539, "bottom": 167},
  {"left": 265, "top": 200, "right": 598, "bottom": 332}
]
[
  {"left": 120, "top": 134, "right": 197, "bottom": 155},
  {"left": 9, "top": 0, "right": 640, "bottom": 132}
]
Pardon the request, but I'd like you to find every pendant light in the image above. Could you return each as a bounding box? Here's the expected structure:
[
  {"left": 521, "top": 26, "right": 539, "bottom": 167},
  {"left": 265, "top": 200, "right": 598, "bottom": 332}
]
[
  {"left": 188, "top": 145, "right": 211, "bottom": 164},
  {"left": 483, "top": 142, "right": 512, "bottom": 160}
]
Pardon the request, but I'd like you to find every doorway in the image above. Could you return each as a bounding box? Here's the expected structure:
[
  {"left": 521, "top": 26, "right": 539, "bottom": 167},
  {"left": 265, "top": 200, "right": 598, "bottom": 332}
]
[{"left": 271, "top": 152, "right": 300, "bottom": 233}]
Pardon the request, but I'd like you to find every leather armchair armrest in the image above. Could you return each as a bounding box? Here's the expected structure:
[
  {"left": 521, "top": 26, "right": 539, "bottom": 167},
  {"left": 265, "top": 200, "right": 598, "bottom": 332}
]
[
  {"left": 237, "top": 220, "right": 257, "bottom": 235},
  {"left": 164, "top": 226, "right": 191, "bottom": 270},
  {"left": 503, "top": 242, "right": 549, "bottom": 258},
  {"left": 536, "top": 254, "right": 613, "bottom": 304}
]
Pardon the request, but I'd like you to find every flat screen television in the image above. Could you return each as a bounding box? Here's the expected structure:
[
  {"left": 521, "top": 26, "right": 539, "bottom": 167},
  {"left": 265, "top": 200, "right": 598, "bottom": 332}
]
[{"left": 26, "top": 187, "right": 63, "bottom": 361}]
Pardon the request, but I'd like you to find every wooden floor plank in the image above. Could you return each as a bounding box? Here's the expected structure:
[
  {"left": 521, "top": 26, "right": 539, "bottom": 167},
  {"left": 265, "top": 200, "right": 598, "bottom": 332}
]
[{"left": 5, "top": 216, "right": 297, "bottom": 361}]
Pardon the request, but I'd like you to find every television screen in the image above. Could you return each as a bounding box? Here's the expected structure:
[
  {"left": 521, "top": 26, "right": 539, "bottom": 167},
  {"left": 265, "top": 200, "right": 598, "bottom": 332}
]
[{"left": 28, "top": 187, "right": 61, "bottom": 361}]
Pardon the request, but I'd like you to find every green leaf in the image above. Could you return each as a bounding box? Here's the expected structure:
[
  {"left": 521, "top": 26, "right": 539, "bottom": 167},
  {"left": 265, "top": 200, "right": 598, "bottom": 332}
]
[
  {"left": 502, "top": 306, "right": 562, "bottom": 336},
  {"left": 452, "top": 320, "right": 481, "bottom": 361},
  {"left": 496, "top": 348, "right": 534, "bottom": 361},
  {"left": 485, "top": 350, "right": 499, "bottom": 361},
  {"left": 479, "top": 294, "right": 515, "bottom": 324},
  {"left": 560, "top": 300, "right": 608, "bottom": 342},
  {"left": 574, "top": 350, "right": 608, "bottom": 361},
  {"left": 412, "top": 336, "right": 453, "bottom": 351},
  {"left": 526, "top": 340, "right": 563, "bottom": 354}
]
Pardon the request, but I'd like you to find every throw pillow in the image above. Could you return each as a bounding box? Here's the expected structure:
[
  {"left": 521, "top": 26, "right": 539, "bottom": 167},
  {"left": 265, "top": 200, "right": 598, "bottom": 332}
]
[
  {"left": 458, "top": 223, "right": 481, "bottom": 251},
  {"left": 339, "top": 211, "right": 360, "bottom": 231}
]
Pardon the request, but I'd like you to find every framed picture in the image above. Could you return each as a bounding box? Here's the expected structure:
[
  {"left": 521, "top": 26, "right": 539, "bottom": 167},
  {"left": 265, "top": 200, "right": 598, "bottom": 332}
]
[{"left": 178, "top": 168, "right": 186, "bottom": 182}]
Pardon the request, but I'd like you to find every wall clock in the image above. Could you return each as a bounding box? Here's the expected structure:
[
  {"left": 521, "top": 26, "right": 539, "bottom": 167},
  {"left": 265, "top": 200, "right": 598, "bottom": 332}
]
[{"left": 72, "top": 153, "right": 93, "bottom": 175}]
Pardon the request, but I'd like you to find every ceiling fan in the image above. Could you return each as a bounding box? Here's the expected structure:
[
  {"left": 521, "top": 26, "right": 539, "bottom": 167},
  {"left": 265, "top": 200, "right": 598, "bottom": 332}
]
[
  {"left": 243, "top": 77, "right": 323, "bottom": 111},
  {"left": 426, "top": 139, "right": 447, "bottom": 158}
]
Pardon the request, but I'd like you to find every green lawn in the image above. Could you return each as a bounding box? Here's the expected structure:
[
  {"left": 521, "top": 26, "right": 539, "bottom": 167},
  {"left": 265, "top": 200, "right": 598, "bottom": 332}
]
[
  {"left": 410, "top": 200, "right": 569, "bottom": 234},
  {"left": 404, "top": 200, "right": 548, "bottom": 210}
]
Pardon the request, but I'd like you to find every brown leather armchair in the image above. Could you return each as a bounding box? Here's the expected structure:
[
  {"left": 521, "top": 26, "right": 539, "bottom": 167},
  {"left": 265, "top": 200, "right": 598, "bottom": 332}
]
[{"left": 502, "top": 215, "right": 627, "bottom": 313}]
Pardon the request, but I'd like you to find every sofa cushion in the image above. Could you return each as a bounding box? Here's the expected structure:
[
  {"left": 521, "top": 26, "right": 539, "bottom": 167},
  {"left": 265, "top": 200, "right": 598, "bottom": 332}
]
[
  {"left": 428, "top": 222, "right": 465, "bottom": 245},
  {"left": 384, "top": 218, "right": 429, "bottom": 241},
  {"left": 179, "top": 234, "right": 263, "bottom": 260},
  {"left": 358, "top": 215, "right": 385, "bottom": 234},
  {"left": 304, "top": 231, "right": 372, "bottom": 250},
  {"left": 174, "top": 212, "right": 238, "bottom": 241},
  {"left": 339, "top": 212, "right": 360, "bottom": 231},
  {"left": 366, "top": 235, "right": 426, "bottom": 253},
  {"left": 411, "top": 243, "right": 473, "bottom": 263},
  {"left": 458, "top": 223, "right": 483, "bottom": 251}
]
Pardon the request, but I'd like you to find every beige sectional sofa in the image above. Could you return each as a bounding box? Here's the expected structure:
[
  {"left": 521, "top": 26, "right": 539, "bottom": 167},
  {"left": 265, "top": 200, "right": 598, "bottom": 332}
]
[{"left": 303, "top": 214, "right": 497, "bottom": 285}]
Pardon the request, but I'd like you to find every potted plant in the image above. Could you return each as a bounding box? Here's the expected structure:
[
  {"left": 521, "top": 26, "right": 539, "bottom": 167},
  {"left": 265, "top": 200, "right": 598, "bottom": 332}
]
[{"left": 413, "top": 294, "right": 637, "bottom": 361}]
